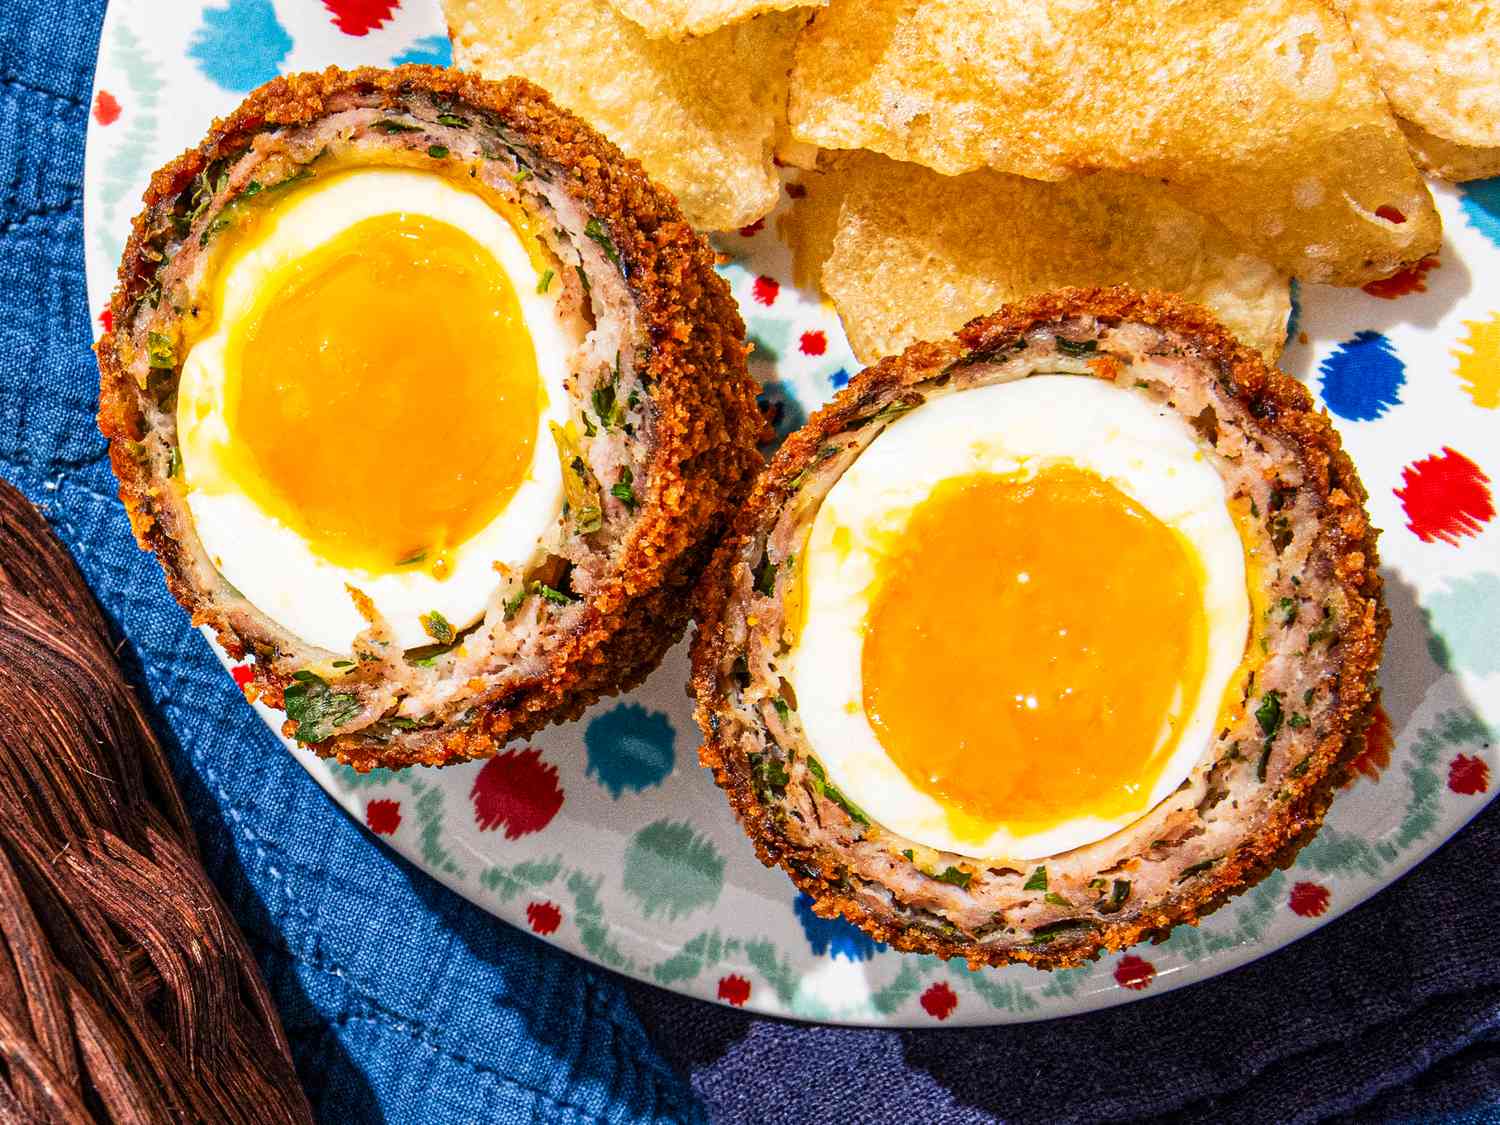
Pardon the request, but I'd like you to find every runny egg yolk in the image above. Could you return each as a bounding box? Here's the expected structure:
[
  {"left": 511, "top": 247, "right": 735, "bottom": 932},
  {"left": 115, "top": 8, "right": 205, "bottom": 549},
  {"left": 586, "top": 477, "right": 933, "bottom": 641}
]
[
  {"left": 224, "top": 211, "right": 540, "bottom": 573},
  {"left": 860, "top": 463, "right": 1208, "bottom": 838}
]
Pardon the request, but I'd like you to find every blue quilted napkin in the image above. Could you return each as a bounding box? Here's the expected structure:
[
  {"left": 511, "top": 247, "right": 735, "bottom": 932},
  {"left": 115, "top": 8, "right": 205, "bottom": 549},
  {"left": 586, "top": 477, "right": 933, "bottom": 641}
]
[{"left": 3, "top": 2, "right": 1500, "bottom": 1121}]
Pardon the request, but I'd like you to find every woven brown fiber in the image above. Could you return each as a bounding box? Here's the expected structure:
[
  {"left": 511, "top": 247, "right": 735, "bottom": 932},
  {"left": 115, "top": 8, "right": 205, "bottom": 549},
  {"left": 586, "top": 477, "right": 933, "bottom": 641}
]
[{"left": 0, "top": 478, "right": 311, "bottom": 1124}]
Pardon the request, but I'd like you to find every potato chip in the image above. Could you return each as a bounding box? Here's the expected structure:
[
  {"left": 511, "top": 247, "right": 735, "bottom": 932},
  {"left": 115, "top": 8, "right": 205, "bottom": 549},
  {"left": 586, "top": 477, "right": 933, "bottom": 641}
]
[
  {"left": 788, "top": 0, "right": 1440, "bottom": 284},
  {"left": 1337, "top": 1, "right": 1500, "bottom": 149},
  {"left": 1398, "top": 118, "right": 1500, "bottom": 183},
  {"left": 606, "top": 0, "right": 823, "bottom": 39},
  {"left": 446, "top": 0, "right": 803, "bottom": 230},
  {"left": 802, "top": 152, "right": 1290, "bottom": 364}
]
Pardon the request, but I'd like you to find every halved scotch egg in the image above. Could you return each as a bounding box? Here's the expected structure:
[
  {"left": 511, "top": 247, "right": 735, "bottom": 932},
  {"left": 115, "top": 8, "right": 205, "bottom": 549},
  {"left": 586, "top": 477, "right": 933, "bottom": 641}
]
[
  {"left": 97, "top": 66, "right": 761, "bottom": 770},
  {"left": 692, "top": 288, "right": 1386, "bottom": 968}
]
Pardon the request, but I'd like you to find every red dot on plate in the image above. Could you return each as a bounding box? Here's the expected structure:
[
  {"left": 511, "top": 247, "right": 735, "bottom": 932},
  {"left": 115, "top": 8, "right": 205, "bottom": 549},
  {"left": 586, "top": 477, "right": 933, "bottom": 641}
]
[
  {"left": 1449, "top": 753, "right": 1491, "bottom": 796},
  {"left": 717, "top": 973, "right": 751, "bottom": 1006},
  {"left": 919, "top": 981, "right": 958, "bottom": 1020},
  {"left": 98, "top": 307, "right": 114, "bottom": 334},
  {"left": 799, "top": 330, "right": 827, "bottom": 356},
  {"left": 1114, "top": 954, "right": 1155, "bottom": 991},
  {"left": 526, "top": 900, "right": 563, "bottom": 935},
  {"left": 93, "top": 90, "right": 121, "bottom": 126},
  {"left": 471, "top": 747, "right": 565, "bottom": 838},
  {"left": 1288, "top": 881, "right": 1331, "bottom": 917},
  {"left": 752, "top": 276, "right": 780, "bottom": 306},
  {"left": 230, "top": 664, "right": 253, "bottom": 689},
  {"left": 322, "top": 0, "right": 400, "bottom": 35},
  {"left": 365, "top": 798, "right": 401, "bottom": 835},
  {"left": 1395, "top": 447, "right": 1495, "bottom": 546}
]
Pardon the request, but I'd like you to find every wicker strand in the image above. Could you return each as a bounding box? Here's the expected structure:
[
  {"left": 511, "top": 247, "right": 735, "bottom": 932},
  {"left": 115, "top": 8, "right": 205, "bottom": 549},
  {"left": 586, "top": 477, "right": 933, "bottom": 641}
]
[{"left": 0, "top": 478, "right": 313, "bottom": 1124}]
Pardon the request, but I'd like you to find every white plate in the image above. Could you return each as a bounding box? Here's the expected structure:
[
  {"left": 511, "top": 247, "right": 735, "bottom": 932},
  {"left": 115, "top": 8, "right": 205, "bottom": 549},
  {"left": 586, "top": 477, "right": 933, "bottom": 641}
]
[{"left": 85, "top": 0, "right": 1500, "bottom": 1025}]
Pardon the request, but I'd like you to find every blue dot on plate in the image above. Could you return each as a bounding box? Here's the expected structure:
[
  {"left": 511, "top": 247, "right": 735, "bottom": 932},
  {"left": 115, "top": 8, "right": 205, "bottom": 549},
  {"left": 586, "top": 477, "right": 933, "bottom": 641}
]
[
  {"left": 584, "top": 703, "right": 676, "bottom": 798},
  {"left": 793, "top": 893, "right": 886, "bottom": 962},
  {"left": 187, "top": 0, "right": 292, "bottom": 93},
  {"left": 1460, "top": 178, "right": 1500, "bottom": 248},
  {"left": 393, "top": 35, "right": 453, "bottom": 68},
  {"left": 1317, "top": 330, "right": 1405, "bottom": 421},
  {"left": 828, "top": 367, "right": 850, "bottom": 389}
]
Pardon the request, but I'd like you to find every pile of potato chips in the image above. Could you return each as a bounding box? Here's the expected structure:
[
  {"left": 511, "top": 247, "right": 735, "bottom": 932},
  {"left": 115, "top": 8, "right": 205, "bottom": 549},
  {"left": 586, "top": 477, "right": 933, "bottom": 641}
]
[{"left": 445, "top": 0, "right": 1497, "bottom": 363}]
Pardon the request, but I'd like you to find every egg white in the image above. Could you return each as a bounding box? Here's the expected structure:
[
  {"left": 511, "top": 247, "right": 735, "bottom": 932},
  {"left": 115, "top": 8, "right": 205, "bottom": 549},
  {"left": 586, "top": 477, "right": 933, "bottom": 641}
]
[
  {"left": 788, "top": 375, "right": 1251, "bottom": 861},
  {"left": 176, "top": 169, "right": 583, "bottom": 652}
]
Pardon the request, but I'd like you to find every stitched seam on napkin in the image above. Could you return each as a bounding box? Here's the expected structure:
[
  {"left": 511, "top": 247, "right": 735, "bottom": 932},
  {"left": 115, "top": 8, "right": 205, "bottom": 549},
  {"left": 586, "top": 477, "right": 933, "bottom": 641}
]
[
  {"left": 0, "top": 74, "right": 87, "bottom": 111},
  {"left": 1, "top": 196, "right": 82, "bottom": 235},
  {"left": 266, "top": 930, "right": 688, "bottom": 1123},
  {"left": 331, "top": 1010, "right": 615, "bottom": 1124}
]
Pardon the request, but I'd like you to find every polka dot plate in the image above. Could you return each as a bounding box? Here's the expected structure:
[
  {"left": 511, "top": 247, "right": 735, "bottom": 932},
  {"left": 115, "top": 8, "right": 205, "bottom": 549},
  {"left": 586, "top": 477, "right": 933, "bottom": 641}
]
[{"left": 84, "top": 0, "right": 1500, "bottom": 1024}]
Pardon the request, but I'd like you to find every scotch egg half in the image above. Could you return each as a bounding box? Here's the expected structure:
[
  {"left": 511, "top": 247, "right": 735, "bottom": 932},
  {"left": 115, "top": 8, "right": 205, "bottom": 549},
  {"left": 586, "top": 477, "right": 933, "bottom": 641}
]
[{"left": 788, "top": 375, "right": 1252, "bottom": 861}]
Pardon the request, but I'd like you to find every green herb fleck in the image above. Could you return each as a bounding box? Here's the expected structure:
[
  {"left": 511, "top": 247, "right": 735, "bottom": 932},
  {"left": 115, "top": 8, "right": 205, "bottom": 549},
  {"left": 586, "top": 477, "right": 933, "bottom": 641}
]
[
  {"left": 584, "top": 216, "right": 622, "bottom": 268},
  {"left": 1288, "top": 712, "right": 1310, "bottom": 730},
  {"left": 396, "top": 548, "right": 427, "bottom": 566},
  {"left": 169, "top": 445, "right": 182, "bottom": 478},
  {"left": 284, "top": 671, "right": 360, "bottom": 744},
  {"left": 1273, "top": 596, "right": 1298, "bottom": 626},
  {"left": 1256, "top": 690, "right": 1284, "bottom": 739},
  {"left": 1106, "top": 879, "right": 1131, "bottom": 911},
  {"left": 789, "top": 445, "right": 840, "bottom": 490},
  {"left": 935, "top": 866, "right": 973, "bottom": 890},
  {"left": 753, "top": 558, "right": 778, "bottom": 597},
  {"left": 436, "top": 113, "right": 470, "bottom": 127},
  {"left": 1177, "top": 858, "right": 1217, "bottom": 882},
  {"left": 241, "top": 180, "right": 264, "bottom": 198},
  {"left": 427, "top": 144, "right": 449, "bottom": 159},
  {"left": 749, "top": 753, "right": 789, "bottom": 802},
  {"left": 550, "top": 421, "right": 603, "bottom": 533},
  {"left": 1056, "top": 338, "right": 1098, "bottom": 357},
  {"left": 804, "top": 756, "right": 869, "bottom": 825},
  {"left": 420, "top": 610, "right": 456, "bottom": 646},
  {"left": 771, "top": 696, "right": 790, "bottom": 721},
  {"left": 1028, "top": 920, "right": 1091, "bottom": 944},
  {"left": 503, "top": 586, "right": 528, "bottom": 620},
  {"left": 901, "top": 849, "right": 915, "bottom": 862},
  {"left": 1044, "top": 892, "right": 1072, "bottom": 908},
  {"left": 1288, "top": 756, "right": 1311, "bottom": 779},
  {"left": 536, "top": 268, "right": 554, "bottom": 294},
  {"left": 146, "top": 333, "right": 176, "bottom": 370},
  {"left": 611, "top": 466, "right": 638, "bottom": 511},
  {"left": 1023, "top": 866, "right": 1048, "bottom": 892},
  {"left": 372, "top": 119, "right": 423, "bottom": 134},
  {"left": 591, "top": 368, "right": 627, "bottom": 431},
  {"left": 331, "top": 659, "right": 354, "bottom": 669},
  {"left": 534, "top": 582, "right": 574, "bottom": 607}
]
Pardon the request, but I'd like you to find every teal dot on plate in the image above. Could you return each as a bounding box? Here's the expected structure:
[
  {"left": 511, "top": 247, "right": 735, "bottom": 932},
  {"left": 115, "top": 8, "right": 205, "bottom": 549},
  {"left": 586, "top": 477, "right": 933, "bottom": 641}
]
[
  {"left": 1424, "top": 573, "right": 1500, "bottom": 677},
  {"left": 622, "top": 820, "right": 725, "bottom": 920},
  {"left": 187, "top": 0, "right": 292, "bottom": 93},
  {"left": 585, "top": 703, "right": 676, "bottom": 797}
]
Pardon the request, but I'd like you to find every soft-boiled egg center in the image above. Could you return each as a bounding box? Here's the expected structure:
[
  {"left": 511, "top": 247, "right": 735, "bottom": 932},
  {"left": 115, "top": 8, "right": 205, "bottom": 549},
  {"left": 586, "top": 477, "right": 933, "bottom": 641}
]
[
  {"left": 177, "top": 169, "right": 581, "bottom": 652},
  {"left": 229, "top": 211, "right": 540, "bottom": 574},
  {"left": 861, "top": 464, "right": 1208, "bottom": 835},
  {"left": 789, "top": 375, "right": 1251, "bottom": 861}
]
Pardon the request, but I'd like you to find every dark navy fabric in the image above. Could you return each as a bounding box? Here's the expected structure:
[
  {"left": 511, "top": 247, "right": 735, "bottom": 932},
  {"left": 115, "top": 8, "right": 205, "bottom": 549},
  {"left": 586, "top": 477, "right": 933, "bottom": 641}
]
[{"left": 3, "top": 2, "right": 1500, "bottom": 1121}]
